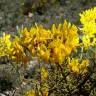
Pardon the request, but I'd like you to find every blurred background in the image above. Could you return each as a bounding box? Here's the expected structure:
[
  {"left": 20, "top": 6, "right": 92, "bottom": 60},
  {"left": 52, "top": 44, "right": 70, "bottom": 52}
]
[{"left": 0, "top": 0, "right": 96, "bottom": 34}]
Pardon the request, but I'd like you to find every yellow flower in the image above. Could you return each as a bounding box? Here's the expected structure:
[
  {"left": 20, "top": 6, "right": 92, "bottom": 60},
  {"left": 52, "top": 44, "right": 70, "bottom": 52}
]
[
  {"left": 41, "top": 83, "right": 49, "bottom": 96},
  {"left": 68, "top": 58, "right": 80, "bottom": 74},
  {"left": 41, "top": 50, "right": 50, "bottom": 64},
  {"left": 24, "top": 90, "right": 35, "bottom": 96},
  {"left": 29, "top": 47, "right": 36, "bottom": 56},
  {"left": 80, "top": 7, "right": 96, "bottom": 24},
  {"left": 80, "top": 7, "right": 96, "bottom": 35},
  {"left": 80, "top": 7, "right": 96, "bottom": 49},
  {"left": 68, "top": 58, "right": 89, "bottom": 74},
  {"left": 21, "top": 27, "right": 32, "bottom": 46},
  {"left": 0, "top": 33, "right": 12, "bottom": 57},
  {"left": 82, "top": 35, "right": 96, "bottom": 49},
  {"left": 72, "top": 65, "right": 79, "bottom": 74},
  {"left": 80, "top": 59, "right": 89, "bottom": 74},
  {"left": 92, "top": 37, "right": 96, "bottom": 46},
  {"left": 17, "top": 20, "right": 79, "bottom": 65},
  {"left": 11, "top": 37, "right": 29, "bottom": 64},
  {"left": 82, "top": 35, "right": 91, "bottom": 49},
  {"left": 48, "top": 39, "right": 66, "bottom": 64},
  {"left": 51, "top": 24, "right": 62, "bottom": 39},
  {"left": 41, "top": 67, "right": 48, "bottom": 80},
  {"left": 37, "top": 44, "right": 50, "bottom": 63}
]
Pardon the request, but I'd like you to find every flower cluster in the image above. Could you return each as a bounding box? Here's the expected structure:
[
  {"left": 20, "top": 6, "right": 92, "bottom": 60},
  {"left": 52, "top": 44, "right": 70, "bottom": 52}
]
[
  {"left": 0, "top": 33, "right": 11, "bottom": 57},
  {"left": 20, "top": 20, "right": 79, "bottom": 64},
  {"left": 0, "top": 20, "right": 78, "bottom": 65},
  {"left": 24, "top": 90, "right": 35, "bottom": 96},
  {"left": 0, "top": 20, "right": 79, "bottom": 65},
  {"left": 80, "top": 7, "right": 96, "bottom": 36},
  {"left": 80, "top": 7, "right": 96, "bottom": 49},
  {"left": 10, "top": 36, "right": 29, "bottom": 64},
  {"left": 68, "top": 58, "right": 89, "bottom": 74}
]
